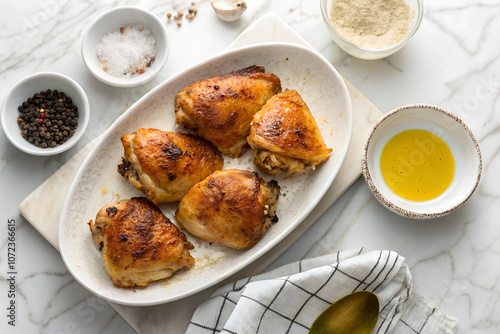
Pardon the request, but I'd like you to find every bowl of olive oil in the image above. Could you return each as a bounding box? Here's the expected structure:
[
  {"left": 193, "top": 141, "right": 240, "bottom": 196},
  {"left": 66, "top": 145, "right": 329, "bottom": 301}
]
[{"left": 362, "top": 104, "right": 482, "bottom": 219}]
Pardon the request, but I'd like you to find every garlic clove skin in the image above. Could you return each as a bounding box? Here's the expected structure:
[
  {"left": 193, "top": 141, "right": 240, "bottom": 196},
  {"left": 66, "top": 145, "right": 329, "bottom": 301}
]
[{"left": 211, "top": 0, "right": 247, "bottom": 22}]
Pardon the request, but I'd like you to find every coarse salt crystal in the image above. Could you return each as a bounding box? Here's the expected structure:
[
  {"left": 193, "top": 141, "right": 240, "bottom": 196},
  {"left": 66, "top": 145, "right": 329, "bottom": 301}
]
[{"left": 96, "top": 24, "right": 157, "bottom": 78}]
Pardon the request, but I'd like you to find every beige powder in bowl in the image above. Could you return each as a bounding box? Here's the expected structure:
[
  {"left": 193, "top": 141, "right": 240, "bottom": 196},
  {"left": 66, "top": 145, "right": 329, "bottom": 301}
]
[{"left": 329, "top": 0, "right": 412, "bottom": 49}]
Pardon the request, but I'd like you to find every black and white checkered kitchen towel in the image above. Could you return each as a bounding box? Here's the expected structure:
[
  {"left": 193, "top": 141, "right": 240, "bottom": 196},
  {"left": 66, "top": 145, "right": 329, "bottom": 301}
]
[{"left": 186, "top": 249, "right": 458, "bottom": 334}]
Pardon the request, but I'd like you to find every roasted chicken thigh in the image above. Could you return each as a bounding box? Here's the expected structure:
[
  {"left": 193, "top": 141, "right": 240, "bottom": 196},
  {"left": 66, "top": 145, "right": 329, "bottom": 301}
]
[
  {"left": 174, "top": 65, "right": 282, "bottom": 157},
  {"left": 248, "top": 89, "right": 333, "bottom": 175},
  {"left": 88, "top": 197, "right": 195, "bottom": 288},
  {"left": 175, "top": 169, "right": 280, "bottom": 250},
  {"left": 118, "top": 128, "right": 223, "bottom": 203}
]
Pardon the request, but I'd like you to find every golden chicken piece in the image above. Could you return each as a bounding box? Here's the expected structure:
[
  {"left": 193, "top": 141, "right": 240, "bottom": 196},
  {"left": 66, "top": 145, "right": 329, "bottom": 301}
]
[
  {"left": 174, "top": 65, "right": 282, "bottom": 157},
  {"left": 118, "top": 128, "right": 224, "bottom": 203},
  {"left": 248, "top": 89, "right": 333, "bottom": 175},
  {"left": 175, "top": 169, "right": 280, "bottom": 250},
  {"left": 88, "top": 197, "right": 195, "bottom": 288}
]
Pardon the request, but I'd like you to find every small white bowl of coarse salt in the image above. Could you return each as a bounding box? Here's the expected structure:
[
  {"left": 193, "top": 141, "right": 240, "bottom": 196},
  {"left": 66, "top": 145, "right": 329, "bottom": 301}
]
[{"left": 82, "top": 6, "right": 169, "bottom": 87}]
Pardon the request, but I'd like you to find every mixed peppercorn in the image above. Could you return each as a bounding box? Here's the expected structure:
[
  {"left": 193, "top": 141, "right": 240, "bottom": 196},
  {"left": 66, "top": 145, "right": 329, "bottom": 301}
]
[{"left": 17, "top": 89, "right": 79, "bottom": 148}]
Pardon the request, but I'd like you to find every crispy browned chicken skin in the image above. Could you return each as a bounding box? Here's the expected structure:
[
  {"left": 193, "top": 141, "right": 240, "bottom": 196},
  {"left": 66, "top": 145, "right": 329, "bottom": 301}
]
[
  {"left": 175, "top": 169, "right": 280, "bottom": 250},
  {"left": 118, "top": 128, "right": 223, "bottom": 203},
  {"left": 88, "top": 197, "right": 195, "bottom": 288},
  {"left": 248, "top": 89, "right": 333, "bottom": 175},
  {"left": 174, "top": 65, "right": 282, "bottom": 157}
]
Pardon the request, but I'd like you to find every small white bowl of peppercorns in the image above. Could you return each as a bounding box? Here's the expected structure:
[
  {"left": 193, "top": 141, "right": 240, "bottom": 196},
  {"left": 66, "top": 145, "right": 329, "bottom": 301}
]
[{"left": 1, "top": 72, "right": 90, "bottom": 156}]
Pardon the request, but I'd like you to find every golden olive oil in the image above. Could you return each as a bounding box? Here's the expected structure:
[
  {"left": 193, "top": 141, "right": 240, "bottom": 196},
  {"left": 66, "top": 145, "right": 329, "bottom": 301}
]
[{"left": 380, "top": 129, "right": 455, "bottom": 201}]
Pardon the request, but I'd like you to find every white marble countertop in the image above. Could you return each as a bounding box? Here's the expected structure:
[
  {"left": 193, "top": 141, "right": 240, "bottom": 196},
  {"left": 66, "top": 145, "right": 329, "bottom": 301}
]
[{"left": 1, "top": 0, "right": 499, "bottom": 333}]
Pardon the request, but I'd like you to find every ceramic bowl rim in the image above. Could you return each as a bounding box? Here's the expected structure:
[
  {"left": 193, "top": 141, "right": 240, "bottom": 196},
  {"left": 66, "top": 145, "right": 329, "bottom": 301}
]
[
  {"left": 81, "top": 6, "right": 169, "bottom": 88},
  {"left": 1, "top": 72, "right": 90, "bottom": 156},
  {"left": 361, "top": 103, "right": 482, "bottom": 219}
]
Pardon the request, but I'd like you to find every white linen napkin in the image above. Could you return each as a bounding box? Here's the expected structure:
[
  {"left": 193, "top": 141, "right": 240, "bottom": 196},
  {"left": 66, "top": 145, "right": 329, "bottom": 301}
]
[{"left": 186, "top": 249, "right": 458, "bottom": 334}]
